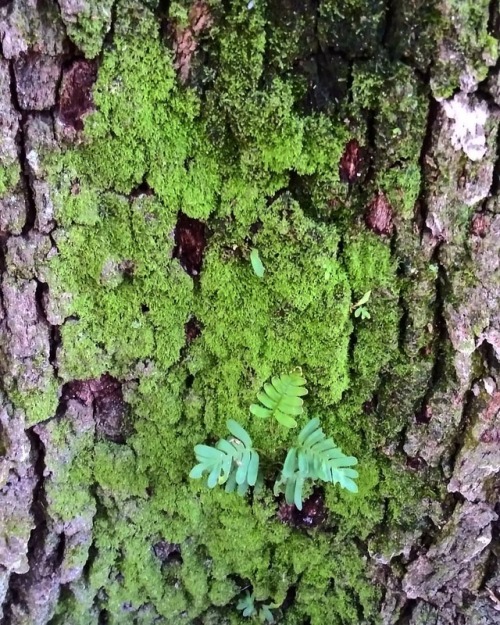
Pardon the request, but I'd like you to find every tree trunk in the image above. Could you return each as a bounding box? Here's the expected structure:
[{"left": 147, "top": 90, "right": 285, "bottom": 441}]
[{"left": 1, "top": 1, "right": 500, "bottom": 624}]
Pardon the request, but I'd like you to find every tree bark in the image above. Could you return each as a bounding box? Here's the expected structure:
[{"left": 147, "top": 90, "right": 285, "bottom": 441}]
[{"left": 1, "top": 1, "right": 500, "bottom": 624}]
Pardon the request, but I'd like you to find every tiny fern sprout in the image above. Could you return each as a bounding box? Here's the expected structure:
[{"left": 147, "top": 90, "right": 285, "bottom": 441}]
[
  {"left": 237, "top": 592, "right": 257, "bottom": 618},
  {"left": 274, "top": 417, "right": 359, "bottom": 510},
  {"left": 250, "top": 370, "right": 307, "bottom": 428},
  {"left": 351, "top": 290, "right": 371, "bottom": 320},
  {"left": 237, "top": 592, "right": 275, "bottom": 624},
  {"left": 189, "top": 420, "right": 260, "bottom": 495},
  {"left": 354, "top": 306, "right": 370, "bottom": 319}
]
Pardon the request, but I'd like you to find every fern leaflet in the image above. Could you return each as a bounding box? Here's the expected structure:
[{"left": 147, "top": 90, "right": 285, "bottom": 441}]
[
  {"left": 250, "top": 370, "right": 307, "bottom": 428},
  {"left": 274, "top": 417, "right": 358, "bottom": 509},
  {"left": 190, "top": 420, "right": 260, "bottom": 495}
]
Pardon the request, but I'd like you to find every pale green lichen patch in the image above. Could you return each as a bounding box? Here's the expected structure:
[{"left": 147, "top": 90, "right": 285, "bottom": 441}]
[
  {"left": 431, "top": 0, "right": 499, "bottom": 98},
  {"left": 33, "top": 1, "right": 440, "bottom": 622}
]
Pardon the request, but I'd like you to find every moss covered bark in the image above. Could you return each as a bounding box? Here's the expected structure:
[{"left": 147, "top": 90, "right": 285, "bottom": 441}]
[{"left": 0, "top": 1, "right": 499, "bottom": 624}]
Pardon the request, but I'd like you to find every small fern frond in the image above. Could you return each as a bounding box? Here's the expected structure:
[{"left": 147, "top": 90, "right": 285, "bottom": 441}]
[
  {"left": 250, "top": 371, "right": 308, "bottom": 428},
  {"left": 297, "top": 417, "right": 358, "bottom": 492},
  {"left": 237, "top": 592, "right": 257, "bottom": 618},
  {"left": 190, "top": 420, "right": 260, "bottom": 494},
  {"left": 275, "top": 418, "right": 359, "bottom": 509}
]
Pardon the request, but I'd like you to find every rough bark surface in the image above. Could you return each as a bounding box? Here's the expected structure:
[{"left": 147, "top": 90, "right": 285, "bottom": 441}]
[{"left": 0, "top": 1, "right": 500, "bottom": 624}]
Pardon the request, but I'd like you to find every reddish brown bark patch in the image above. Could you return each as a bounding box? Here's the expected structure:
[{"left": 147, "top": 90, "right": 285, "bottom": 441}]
[
  {"left": 62, "top": 374, "right": 129, "bottom": 443},
  {"left": 277, "top": 490, "right": 327, "bottom": 528},
  {"left": 339, "top": 139, "right": 368, "bottom": 184},
  {"left": 406, "top": 455, "right": 427, "bottom": 471},
  {"left": 470, "top": 213, "right": 490, "bottom": 238},
  {"left": 57, "top": 60, "right": 98, "bottom": 131},
  {"left": 173, "top": 213, "right": 206, "bottom": 277},
  {"left": 365, "top": 192, "right": 394, "bottom": 236},
  {"left": 93, "top": 376, "right": 129, "bottom": 444},
  {"left": 362, "top": 394, "right": 378, "bottom": 415},
  {"left": 130, "top": 181, "right": 154, "bottom": 199},
  {"left": 172, "top": 1, "right": 213, "bottom": 83}
]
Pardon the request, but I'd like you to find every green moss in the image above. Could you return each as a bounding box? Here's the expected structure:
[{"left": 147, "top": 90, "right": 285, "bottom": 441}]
[
  {"left": 58, "top": 2, "right": 201, "bottom": 206},
  {"left": 266, "top": 1, "right": 317, "bottom": 71},
  {"left": 352, "top": 61, "right": 428, "bottom": 168},
  {"left": 35, "top": 1, "right": 437, "bottom": 623},
  {"left": 0, "top": 164, "right": 20, "bottom": 197},
  {"left": 209, "top": 578, "right": 239, "bottom": 607},
  {"left": 193, "top": 195, "right": 352, "bottom": 427},
  {"left": 9, "top": 377, "right": 59, "bottom": 427},
  {"left": 49, "top": 583, "right": 98, "bottom": 625},
  {"left": 377, "top": 164, "right": 421, "bottom": 219},
  {"left": 62, "top": 0, "right": 114, "bottom": 59},
  {"left": 318, "top": 0, "right": 386, "bottom": 57},
  {"left": 93, "top": 442, "right": 149, "bottom": 500},
  {"left": 45, "top": 433, "right": 95, "bottom": 522},
  {"left": 49, "top": 192, "right": 193, "bottom": 380},
  {"left": 289, "top": 539, "right": 381, "bottom": 625},
  {"left": 343, "top": 232, "right": 400, "bottom": 389},
  {"left": 384, "top": 1, "right": 442, "bottom": 71}
]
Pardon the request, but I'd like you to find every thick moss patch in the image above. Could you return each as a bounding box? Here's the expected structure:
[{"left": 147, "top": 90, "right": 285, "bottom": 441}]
[{"left": 36, "top": 1, "right": 437, "bottom": 623}]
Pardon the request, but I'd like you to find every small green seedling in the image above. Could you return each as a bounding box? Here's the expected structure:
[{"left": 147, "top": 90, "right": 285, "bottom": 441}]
[
  {"left": 351, "top": 290, "right": 371, "bottom": 320},
  {"left": 250, "top": 370, "right": 307, "bottom": 428},
  {"left": 237, "top": 592, "right": 276, "bottom": 623},
  {"left": 250, "top": 248, "right": 265, "bottom": 278}
]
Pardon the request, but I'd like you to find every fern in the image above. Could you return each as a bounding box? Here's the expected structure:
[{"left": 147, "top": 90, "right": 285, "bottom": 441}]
[
  {"left": 351, "top": 290, "right": 371, "bottom": 320},
  {"left": 237, "top": 592, "right": 276, "bottom": 623},
  {"left": 190, "top": 372, "right": 360, "bottom": 512},
  {"left": 250, "top": 370, "right": 307, "bottom": 428},
  {"left": 237, "top": 592, "right": 257, "bottom": 618},
  {"left": 274, "top": 417, "right": 358, "bottom": 510},
  {"left": 189, "top": 420, "right": 260, "bottom": 495}
]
